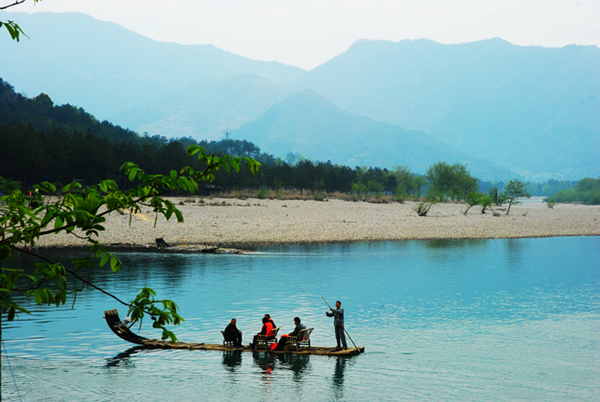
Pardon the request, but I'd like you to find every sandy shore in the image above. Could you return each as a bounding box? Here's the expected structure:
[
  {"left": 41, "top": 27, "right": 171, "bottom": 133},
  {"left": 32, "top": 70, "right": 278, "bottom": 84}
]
[{"left": 32, "top": 197, "right": 600, "bottom": 249}]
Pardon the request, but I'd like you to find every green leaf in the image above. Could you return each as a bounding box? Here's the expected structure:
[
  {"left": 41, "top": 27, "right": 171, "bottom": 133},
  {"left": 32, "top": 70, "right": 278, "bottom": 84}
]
[
  {"left": 110, "top": 256, "right": 120, "bottom": 272},
  {"left": 174, "top": 209, "right": 184, "bottom": 222},
  {"left": 33, "top": 289, "right": 44, "bottom": 304},
  {"left": 1, "top": 20, "right": 28, "bottom": 41},
  {"left": 229, "top": 158, "right": 240, "bottom": 172},
  {"left": 128, "top": 167, "right": 138, "bottom": 182}
]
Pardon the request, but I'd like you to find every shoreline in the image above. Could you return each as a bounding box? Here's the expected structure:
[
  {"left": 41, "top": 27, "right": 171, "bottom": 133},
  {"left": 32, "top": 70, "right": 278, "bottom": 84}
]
[{"left": 31, "top": 197, "right": 600, "bottom": 250}]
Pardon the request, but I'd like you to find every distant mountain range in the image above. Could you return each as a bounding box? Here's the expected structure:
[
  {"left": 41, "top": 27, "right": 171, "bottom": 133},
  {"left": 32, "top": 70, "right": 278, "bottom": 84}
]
[
  {"left": 112, "top": 74, "right": 290, "bottom": 140},
  {"left": 1, "top": 11, "right": 598, "bottom": 180},
  {"left": 292, "top": 38, "right": 600, "bottom": 180},
  {"left": 233, "top": 90, "right": 514, "bottom": 178},
  {"left": 0, "top": 12, "right": 302, "bottom": 119}
]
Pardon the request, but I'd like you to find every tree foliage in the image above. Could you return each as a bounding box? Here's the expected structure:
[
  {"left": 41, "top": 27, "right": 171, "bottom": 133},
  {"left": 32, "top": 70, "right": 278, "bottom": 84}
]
[
  {"left": 501, "top": 179, "right": 531, "bottom": 215},
  {"left": 479, "top": 195, "right": 493, "bottom": 214},
  {"left": 544, "top": 177, "right": 600, "bottom": 205},
  {"left": 0, "top": 145, "right": 259, "bottom": 341},
  {"left": 463, "top": 191, "right": 484, "bottom": 215},
  {"left": 0, "top": 20, "right": 26, "bottom": 41},
  {"left": 425, "top": 162, "right": 478, "bottom": 201}
]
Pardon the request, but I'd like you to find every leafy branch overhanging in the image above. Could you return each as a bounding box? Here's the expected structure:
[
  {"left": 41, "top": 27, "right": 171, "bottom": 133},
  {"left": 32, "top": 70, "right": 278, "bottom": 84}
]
[{"left": 0, "top": 145, "right": 259, "bottom": 341}]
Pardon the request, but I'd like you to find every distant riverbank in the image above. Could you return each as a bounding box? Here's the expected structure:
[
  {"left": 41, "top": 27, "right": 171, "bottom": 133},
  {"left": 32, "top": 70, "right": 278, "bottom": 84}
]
[{"left": 33, "top": 197, "right": 600, "bottom": 249}]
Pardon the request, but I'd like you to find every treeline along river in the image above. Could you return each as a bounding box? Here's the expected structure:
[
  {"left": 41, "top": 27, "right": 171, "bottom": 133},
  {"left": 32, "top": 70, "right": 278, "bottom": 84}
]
[
  {"left": 0, "top": 79, "right": 581, "bottom": 198},
  {"left": 2, "top": 237, "right": 599, "bottom": 401}
]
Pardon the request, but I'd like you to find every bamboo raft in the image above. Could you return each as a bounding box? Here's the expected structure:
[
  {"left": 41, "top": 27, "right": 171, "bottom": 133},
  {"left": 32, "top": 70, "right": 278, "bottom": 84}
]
[{"left": 104, "top": 309, "right": 364, "bottom": 356}]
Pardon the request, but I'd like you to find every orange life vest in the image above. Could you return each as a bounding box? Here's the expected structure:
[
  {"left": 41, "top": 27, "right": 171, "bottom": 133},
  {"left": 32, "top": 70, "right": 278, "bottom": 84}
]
[{"left": 265, "top": 321, "right": 274, "bottom": 337}]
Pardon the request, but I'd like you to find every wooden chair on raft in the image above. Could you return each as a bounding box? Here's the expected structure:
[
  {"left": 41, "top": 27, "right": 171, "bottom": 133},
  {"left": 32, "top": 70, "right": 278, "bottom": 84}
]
[
  {"left": 255, "top": 326, "right": 281, "bottom": 351},
  {"left": 221, "top": 331, "right": 235, "bottom": 347},
  {"left": 285, "top": 327, "right": 314, "bottom": 351}
]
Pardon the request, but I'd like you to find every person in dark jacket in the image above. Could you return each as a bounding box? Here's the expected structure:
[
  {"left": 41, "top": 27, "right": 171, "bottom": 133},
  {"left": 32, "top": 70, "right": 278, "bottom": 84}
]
[
  {"left": 326, "top": 300, "right": 347, "bottom": 349},
  {"left": 275, "top": 317, "right": 306, "bottom": 351},
  {"left": 223, "top": 318, "right": 242, "bottom": 347}
]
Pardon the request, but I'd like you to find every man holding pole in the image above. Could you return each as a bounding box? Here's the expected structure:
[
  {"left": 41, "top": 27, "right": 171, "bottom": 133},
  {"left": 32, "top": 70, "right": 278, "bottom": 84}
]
[{"left": 326, "top": 300, "right": 347, "bottom": 350}]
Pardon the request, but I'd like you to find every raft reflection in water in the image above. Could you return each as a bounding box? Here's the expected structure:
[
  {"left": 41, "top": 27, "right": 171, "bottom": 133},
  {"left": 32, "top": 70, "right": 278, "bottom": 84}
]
[
  {"left": 222, "top": 350, "right": 243, "bottom": 371},
  {"left": 251, "top": 352, "right": 311, "bottom": 380}
]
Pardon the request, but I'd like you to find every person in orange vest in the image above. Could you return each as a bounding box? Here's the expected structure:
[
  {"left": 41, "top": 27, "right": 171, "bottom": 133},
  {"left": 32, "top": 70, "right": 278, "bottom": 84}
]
[
  {"left": 264, "top": 313, "right": 276, "bottom": 329},
  {"left": 250, "top": 316, "right": 274, "bottom": 348}
]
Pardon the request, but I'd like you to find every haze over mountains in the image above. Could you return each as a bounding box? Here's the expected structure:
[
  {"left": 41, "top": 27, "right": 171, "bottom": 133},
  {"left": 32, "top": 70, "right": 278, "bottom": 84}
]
[
  {"left": 1, "top": 12, "right": 598, "bottom": 180},
  {"left": 233, "top": 90, "right": 514, "bottom": 179},
  {"left": 0, "top": 12, "right": 302, "bottom": 118},
  {"left": 292, "top": 38, "right": 600, "bottom": 180}
]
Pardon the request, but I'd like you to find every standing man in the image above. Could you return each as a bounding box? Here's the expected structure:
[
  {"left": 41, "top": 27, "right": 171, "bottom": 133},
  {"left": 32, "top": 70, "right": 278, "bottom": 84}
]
[
  {"left": 223, "top": 318, "right": 242, "bottom": 347},
  {"left": 326, "top": 300, "right": 347, "bottom": 350}
]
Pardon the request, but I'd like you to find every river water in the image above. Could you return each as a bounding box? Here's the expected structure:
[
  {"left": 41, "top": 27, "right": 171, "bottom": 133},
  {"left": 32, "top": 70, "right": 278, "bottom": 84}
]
[{"left": 2, "top": 237, "right": 599, "bottom": 401}]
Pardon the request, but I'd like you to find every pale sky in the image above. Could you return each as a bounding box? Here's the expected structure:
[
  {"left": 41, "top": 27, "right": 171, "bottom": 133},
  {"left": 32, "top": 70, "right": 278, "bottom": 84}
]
[{"left": 6, "top": 0, "right": 600, "bottom": 70}]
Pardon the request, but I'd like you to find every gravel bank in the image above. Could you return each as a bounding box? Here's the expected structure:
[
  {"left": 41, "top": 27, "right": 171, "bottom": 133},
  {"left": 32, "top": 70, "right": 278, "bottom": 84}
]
[{"left": 32, "top": 197, "right": 600, "bottom": 249}]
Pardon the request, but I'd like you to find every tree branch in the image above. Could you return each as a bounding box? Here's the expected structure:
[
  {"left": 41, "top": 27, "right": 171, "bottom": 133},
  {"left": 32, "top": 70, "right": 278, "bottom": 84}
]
[
  {"left": 0, "top": 0, "right": 26, "bottom": 10},
  {"left": 10, "top": 245, "right": 132, "bottom": 308},
  {"left": 7, "top": 186, "right": 178, "bottom": 242}
]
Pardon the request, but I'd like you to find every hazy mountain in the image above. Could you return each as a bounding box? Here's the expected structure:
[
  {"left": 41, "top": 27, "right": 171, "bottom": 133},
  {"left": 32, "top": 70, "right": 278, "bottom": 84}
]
[
  {"left": 233, "top": 90, "right": 516, "bottom": 179},
  {"left": 0, "top": 12, "right": 304, "bottom": 120},
  {"left": 2, "top": 12, "right": 597, "bottom": 180},
  {"left": 290, "top": 38, "right": 600, "bottom": 179},
  {"left": 111, "top": 74, "right": 290, "bottom": 140}
]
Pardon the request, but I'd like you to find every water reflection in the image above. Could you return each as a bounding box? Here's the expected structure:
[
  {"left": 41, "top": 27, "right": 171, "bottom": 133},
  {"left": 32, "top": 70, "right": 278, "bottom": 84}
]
[
  {"left": 505, "top": 238, "right": 527, "bottom": 269},
  {"left": 222, "top": 350, "right": 243, "bottom": 371},
  {"left": 424, "top": 239, "right": 488, "bottom": 249},
  {"left": 332, "top": 357, "right": 348, "bottom": 400},
  {"left": 251, "top": 351, "right": 312, "bottom": 383},
  {"left": 252, "top": 351, "right": 276, "bottom": 387},
  {"left": 105, "top": 346, "right": 145, "bottom": 367},
  {"left": 277, "top": 353, "right": 310, "bottom": 381},
  {"left": 423, "top": 239, "right": 490, "bottom": 266}
]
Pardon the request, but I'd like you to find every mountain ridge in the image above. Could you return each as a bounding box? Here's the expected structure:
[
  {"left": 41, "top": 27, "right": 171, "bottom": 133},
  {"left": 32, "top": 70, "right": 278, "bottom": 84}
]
[
  {"left": 233, "top": 89, "right": 516, "bottom": 179},
  {"left": 0, "top": 11, "right": 305, "bottom": 120},
  {"left": 2, "top": 12, "right": 597, "bottom": 180},
  {"left": 292, "top": 38, "right": 600, "bottom": 179}
]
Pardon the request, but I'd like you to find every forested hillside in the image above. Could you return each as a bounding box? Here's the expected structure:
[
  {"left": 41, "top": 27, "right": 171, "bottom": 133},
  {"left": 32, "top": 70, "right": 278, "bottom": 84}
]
[
  {"left": 0, "top": 78, "right": 583, "bottom": 200},
  {"left": 0, "top": 79, "right": 387, "bottom": 194}
]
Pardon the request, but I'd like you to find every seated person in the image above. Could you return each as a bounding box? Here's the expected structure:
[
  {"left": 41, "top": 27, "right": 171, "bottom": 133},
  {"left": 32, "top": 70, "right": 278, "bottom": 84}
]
[
  {"left": 251, "top": 316, "right": 275, "bottom": 348},
  {"left": 264, "top": 314, "right": 276, "bottom": 329},
  {"left": 275, "top": 317, "right": 305, "bottom": 351},
  {"left": 223, "top": 318, "right": 242, "bottom": 347}
]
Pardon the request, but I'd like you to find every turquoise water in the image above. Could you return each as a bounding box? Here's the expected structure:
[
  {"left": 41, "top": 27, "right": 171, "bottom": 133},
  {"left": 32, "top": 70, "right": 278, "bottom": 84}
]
[{"left": 2, "top": 237, "right": 599, "bottom": 401}]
